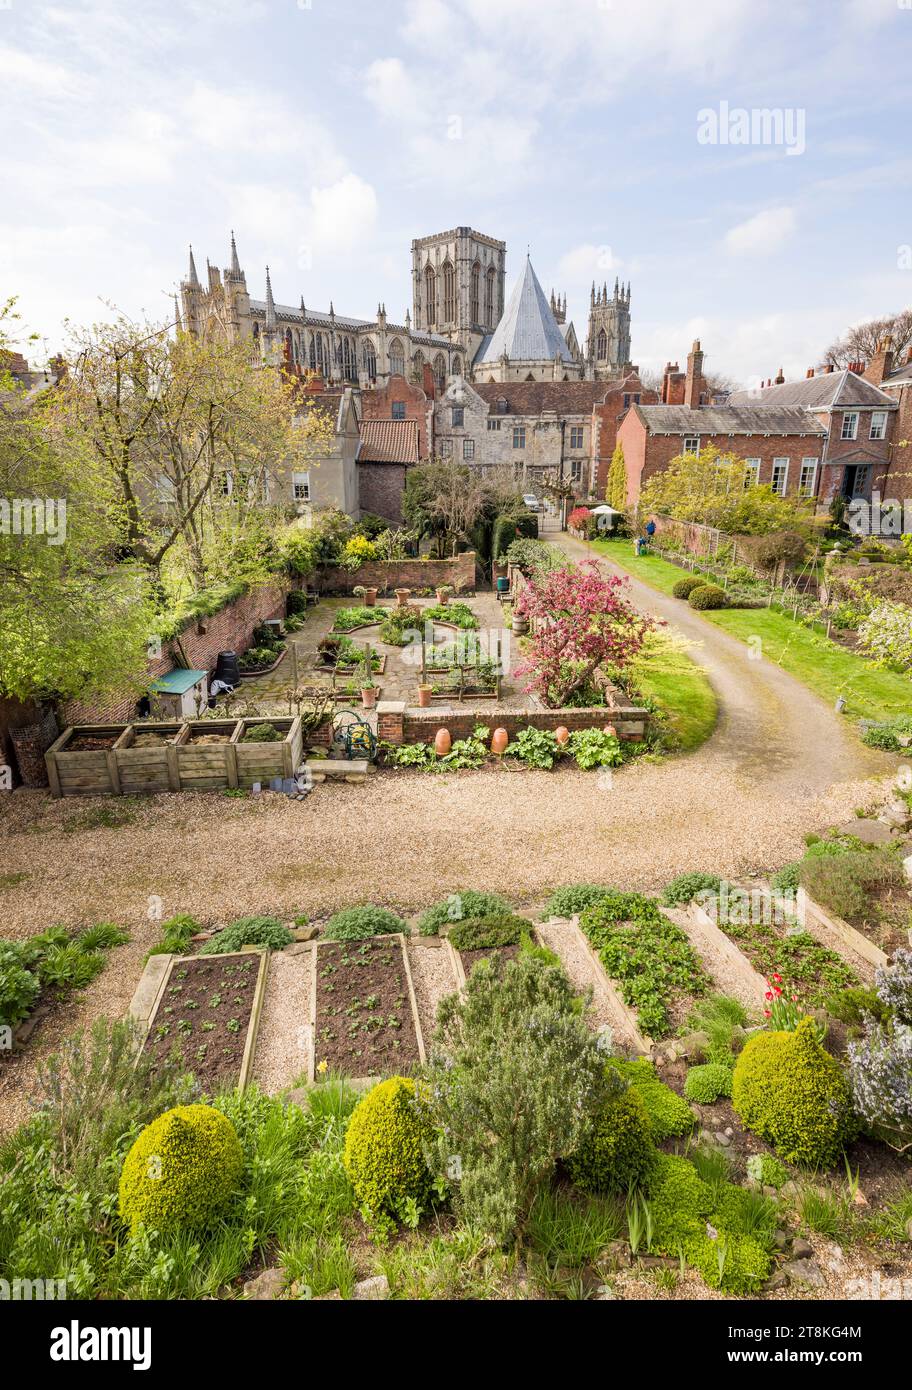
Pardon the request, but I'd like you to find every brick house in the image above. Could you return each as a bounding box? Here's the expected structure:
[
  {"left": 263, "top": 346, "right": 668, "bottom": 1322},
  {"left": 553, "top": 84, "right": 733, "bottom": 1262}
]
[
  {"left": 863, "top": 338, "right": 912, "bottom": 503},
  {"left": 356, "top": 419, "right": 421, "bottom": 523},
  {"left": 360, "top": 372, "right": 435, "bottom": 459},
  {"left": 729, "top": 366, "right": 898, "bottom": 506},
  {"left": 591, "top": 369, "right": 659, "bottom": 494}
]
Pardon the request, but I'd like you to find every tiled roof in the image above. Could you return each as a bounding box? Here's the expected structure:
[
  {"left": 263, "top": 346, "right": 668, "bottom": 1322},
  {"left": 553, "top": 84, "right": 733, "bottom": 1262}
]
[
  {"left": 631, "top": 404, "right": 827, "bottom": 436},
  {"left": 475, "top": 257, "right": 575, "bottom": 365},
  {"left": 473, "top": 381, "right": 610, "bottom": 415},
  {"left": 729, "top": 370, "right": 897, "bottom": 410},
  {"left": 358, "top": 419, "right": 420, "bottom": 465}
]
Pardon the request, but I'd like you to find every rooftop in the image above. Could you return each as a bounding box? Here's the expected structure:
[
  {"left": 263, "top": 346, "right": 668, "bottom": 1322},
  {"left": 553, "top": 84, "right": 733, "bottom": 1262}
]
[
  {"left": 358, "top": 418, "right": 420, "bottom": 465},
  {"left": 729, "top": 369, "right": 897, "bottom": 411},
  {"left": 631, "top": 404, "right": 827, "bottom": 436},
  {"left": 475, "top": 257, "right": 576, "bottom": 366}
]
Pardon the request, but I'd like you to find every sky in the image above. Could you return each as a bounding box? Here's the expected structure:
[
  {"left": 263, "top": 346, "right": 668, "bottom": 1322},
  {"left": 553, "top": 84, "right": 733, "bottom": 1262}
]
[{"left": 2, "top": 0, "right": 911, "bottom": 387}]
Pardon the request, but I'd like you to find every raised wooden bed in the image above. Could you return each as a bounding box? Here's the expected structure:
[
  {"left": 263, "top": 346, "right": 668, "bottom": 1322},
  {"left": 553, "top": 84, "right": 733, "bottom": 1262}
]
[
  {"left": 234, "top": 716, "right": 303, "bottom": 787},
  {"left": 682, "top": 901, "right": 768, "bottom": 1010},
  {"left": 176, "top": 719, "right": 244, "bottom": 791},
  {"left": 540, "top": 918, "right": 652, "bottom": 1054},
  {"left": 797, "top": 886, "right": 890, "bottom": 970},
  {"left": 116, "top": 721, "right": 188, "bottom": 795},
  {"left": 238, "top": 646, "right": 288, "bottom": 679},
  {"left": 309, "top": 933, "right": 424, "bottom": 1083},
  {"left": 139, "top": 948, "right": 269, "bottom": 1091},
  {"left": 45, "top": 724, "right": 133, "bottom": 797}
]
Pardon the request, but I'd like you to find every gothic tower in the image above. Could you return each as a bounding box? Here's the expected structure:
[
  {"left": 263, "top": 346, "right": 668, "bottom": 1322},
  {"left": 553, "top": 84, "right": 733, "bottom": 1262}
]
[
  {"left": 410, "top": 227, "right": 506, "bottom": 365},
  {"left": 586, "top": 278, "right": 631, "bottom": 379}
]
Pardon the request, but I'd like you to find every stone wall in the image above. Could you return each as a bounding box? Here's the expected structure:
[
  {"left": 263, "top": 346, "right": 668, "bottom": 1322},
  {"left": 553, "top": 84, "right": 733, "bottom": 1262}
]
[
  {"left": 60, "top": 580, "right": 292, "bottom": 726},
  {"left": 317, "top": 551, "right": 476, "bottom": 595}
]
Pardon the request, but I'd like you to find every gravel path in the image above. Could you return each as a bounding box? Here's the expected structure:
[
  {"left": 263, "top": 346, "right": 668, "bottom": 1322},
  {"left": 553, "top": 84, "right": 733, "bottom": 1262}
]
[
  {"left": 405, "top": 939, "right": 460, "bottom": 1046},
  {"left": 662, "top": 904, "right": 767, "bottom": 1011},
  {"left": 249, "top": 947, "right": 313, "bottom": 1093},
  {"left": 536, "top": 919, "right": 645, "bottom": 1052}
]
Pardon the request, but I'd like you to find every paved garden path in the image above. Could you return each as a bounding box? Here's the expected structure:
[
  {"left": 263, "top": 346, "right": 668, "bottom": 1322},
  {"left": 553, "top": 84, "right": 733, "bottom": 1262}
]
[{"left": 555, "top": 530, "right": 890, "bottom": 797}]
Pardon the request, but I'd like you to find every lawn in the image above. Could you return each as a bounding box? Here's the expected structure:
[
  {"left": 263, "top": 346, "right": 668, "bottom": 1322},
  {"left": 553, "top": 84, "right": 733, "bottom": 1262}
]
[
  {"left": 592, "top": 537, "right": 912, "bottom": 724},
  {"left": 631, "top": 633, "right": 717, "bottom": 752}
]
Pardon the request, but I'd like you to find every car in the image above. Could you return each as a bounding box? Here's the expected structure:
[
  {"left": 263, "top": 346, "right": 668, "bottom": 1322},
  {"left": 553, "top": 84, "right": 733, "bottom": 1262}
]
[{"left": 522, "top": 493, "right": 541, "bottom": 511}]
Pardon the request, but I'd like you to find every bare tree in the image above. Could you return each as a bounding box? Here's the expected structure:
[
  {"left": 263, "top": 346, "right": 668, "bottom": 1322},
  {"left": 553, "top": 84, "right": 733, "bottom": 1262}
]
[{"left": 822, "top": 308, "right": 912, "bottom": 369}]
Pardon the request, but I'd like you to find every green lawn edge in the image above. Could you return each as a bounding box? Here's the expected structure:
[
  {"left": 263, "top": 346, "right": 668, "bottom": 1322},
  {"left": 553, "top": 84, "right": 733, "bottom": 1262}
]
[{"left": 591, "top": 537, "right": 911, "bottom": 724}]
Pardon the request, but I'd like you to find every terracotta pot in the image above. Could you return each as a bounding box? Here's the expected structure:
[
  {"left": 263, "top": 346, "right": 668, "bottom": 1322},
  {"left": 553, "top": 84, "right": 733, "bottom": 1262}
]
[
  {"left": 395, "top": 587, "right": 411, "bottom": 607},
  {"left": 603, "top": 724, "right": 617, "bottom": 737},
  {"left": 361, "top": 687, "right": 377, "bottom": 709},
  {"left": 417, "top": 685, "right": 433, "bottom": 708},
  {"left": 555, "top": 726, "right": 570, "bottom": 746},
  {"left": 363, "top": 588, "right": 377, "bottom": 607},
  {"left": 434, "top": 727, "right": 452, "bottom": 757},
  {"left": 490, "top": 727, "right": 509, "bottom": 756},
  {"left": 435, "top": 588, "right": 450, "bottom": 605}
]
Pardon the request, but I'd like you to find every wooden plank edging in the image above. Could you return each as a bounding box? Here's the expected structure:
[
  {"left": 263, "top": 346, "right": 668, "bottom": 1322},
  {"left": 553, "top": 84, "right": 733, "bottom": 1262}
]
[
  {"left": 797, "top": 887, "right": 889, "bottom": 969},
  {"left": 398, "top": 933, "right": 426, "bottom": 1065},
  {"left": 238, "top": 949, "right": 271, "bottom": 1091}
]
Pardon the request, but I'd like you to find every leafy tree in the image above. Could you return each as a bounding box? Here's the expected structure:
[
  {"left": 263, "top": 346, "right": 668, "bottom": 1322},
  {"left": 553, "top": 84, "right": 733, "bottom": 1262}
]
[
  {"left": 0, "top": 300, "right": 153, "bottom": 704},
  {"left": 418, "top": 952, "right": 610, "bottom": 1247},
  {"left": 638, "top": 443, "right": 813, "bottom": 535},
  {"left": 404, "top": 457, "right": 492, "bottom": 557},
  {"left": 607, "top": 442, "right": 627, "bottom": 510},
  {"left": 514, "top": 560, "right": 653, "bottom": 706}
]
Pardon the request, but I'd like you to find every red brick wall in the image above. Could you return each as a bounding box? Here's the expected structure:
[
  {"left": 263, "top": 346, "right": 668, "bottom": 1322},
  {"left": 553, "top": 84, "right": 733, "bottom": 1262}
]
[
  {"left": 815, "top": 405, "right": 893, "bottom": 503},
  {"left": 361, "top": 375, "right": 431, "bottom": 457},
  {"left": 357, "top": 462, "right": 407, "bottom": 522},
  {"left": 318, "top": 551, "right": 476, "bottom": 595},
  {"left": 616, "top": 412, "right": 829, "bottom": 506},
  {"left": 592, "top": 376, "right": 659, "bottom": 493},
  {"left": 60, "top": 581, "right": 291, "bottom": 725},
  {"left": 393, "top": 705, "right": 648, "bottom": 744}
]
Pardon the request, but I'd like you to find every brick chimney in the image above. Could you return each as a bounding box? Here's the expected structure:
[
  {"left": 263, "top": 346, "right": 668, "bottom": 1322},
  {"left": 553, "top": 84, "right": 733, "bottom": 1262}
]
[
  {"left": 806, "top": 367, "right": 815, "bottom": 379},
  {"left": 684, "top": 340, "right": 704, "bottom": 409},
  {"left": 662, "top": 360, "right": 685, "bottom": 405},
  {"left": 774, "top": 366, "right": 785, "bottom": 385},
  {"left": 824, "top": 364, "right": 835, "bottom": 374},
  {"left": 862, "top": 336, "right": 895, "bottom": 387}
]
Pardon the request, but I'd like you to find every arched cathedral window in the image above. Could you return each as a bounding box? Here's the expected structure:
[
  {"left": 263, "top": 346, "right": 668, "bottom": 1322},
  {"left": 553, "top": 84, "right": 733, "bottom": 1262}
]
[{"left": 443, "top": 261, "right": 456, "bottom": 323}]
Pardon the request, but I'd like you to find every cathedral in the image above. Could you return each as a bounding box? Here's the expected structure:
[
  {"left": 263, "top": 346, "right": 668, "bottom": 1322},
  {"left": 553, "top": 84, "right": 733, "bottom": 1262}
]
[{"left": 178, "top": 226, "right": 634, "bottom": 388}]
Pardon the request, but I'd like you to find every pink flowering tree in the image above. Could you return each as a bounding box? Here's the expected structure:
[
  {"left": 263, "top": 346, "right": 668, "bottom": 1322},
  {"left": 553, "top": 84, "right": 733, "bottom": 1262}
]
[{"left": 513, "top": 561, "right": 654, "bottom": 707}]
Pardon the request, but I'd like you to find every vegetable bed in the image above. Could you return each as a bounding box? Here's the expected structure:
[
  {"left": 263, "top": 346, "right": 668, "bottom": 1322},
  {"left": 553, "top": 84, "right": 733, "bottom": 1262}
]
[
  {"left": 716, "top": 907, "right": 858, "bottom": 1008},
  {"left": 143, "top": 951, "right": 265, "bottom": 1091},
  {"left": 312, "top": 936, "right": 422, "bottom": 1078}
]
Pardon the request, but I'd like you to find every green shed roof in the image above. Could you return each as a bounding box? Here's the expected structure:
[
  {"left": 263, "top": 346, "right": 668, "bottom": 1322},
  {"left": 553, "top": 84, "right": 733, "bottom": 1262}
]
[{"left": 149, "top": 668, "right": 207, "bottom": 695}]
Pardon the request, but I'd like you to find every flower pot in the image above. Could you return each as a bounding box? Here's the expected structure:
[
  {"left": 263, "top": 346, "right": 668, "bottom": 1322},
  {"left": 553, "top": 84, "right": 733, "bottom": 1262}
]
[
  {"left": 434, "top": 727, "right": 452, "bottom": 757},
  {"left": 363, "top": 588, "right": 378, "bottom": 607},
  {"left": 395, "top": 588, "right": 411, "bottom": 607},
  {"left": 603, "top": 724, "right": 617, "bottom": 737},
  {"left": 555, "top": 726, "right": 570, "bottom": 746},
  {"left": 490, "top": 727, "right": 509, "bottom": 756},
  {"left": 361, "top": 687, "right": 377, "bottom": 709},
  {"left": 435, "top": 588, "right": 450, "bottom": 605},
  {"left": 417, "top": 685, "right": 433, "bottom": 708}
]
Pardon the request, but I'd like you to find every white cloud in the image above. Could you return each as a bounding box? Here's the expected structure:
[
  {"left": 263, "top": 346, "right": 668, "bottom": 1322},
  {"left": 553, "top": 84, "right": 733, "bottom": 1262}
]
[
  {"left": 309, "top": 175, "right": 379, "bottom": 252},
  {"left": 724, "top": 207, "right": 796, "bottom": 256},
  {"left": 557, "top": 243, "right": 623, "bottom": 286}
]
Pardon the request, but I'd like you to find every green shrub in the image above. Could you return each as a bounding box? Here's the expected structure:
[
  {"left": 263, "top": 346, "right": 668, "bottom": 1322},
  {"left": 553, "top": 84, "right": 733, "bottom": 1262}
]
[
  {"left": 685, "top": 994, "right": 748, "bottom": 1064},
  {"left": 827, "top": 986, "right": 892, "bottom": 1029},
  {"left": 332, "top": 605, "right": 379, "bottom": 632},
  {"left": 118, "top": 1103, "right": 244, "bottom": 1233},
  {"left": 567, "top": 728, "right": 623, "bottom": 770},
  {"left": 607, "top": 1057, "right": 695, "bottom": 1139},
  {"left": 36, "top": 943, "right": 106, "bottom": 989},
  {"left": 508, "top": 726, "right": 561, "bottom": 769},
  {"left": 566, "top": 1086, "right": 658, "bottom": 1195},
  {"left": 241, "top": 721, "right": 283, "bottom": 743},
  {"left": 542, "top": 884, "right": 613, "bottom": 919},
  {"left": 688, "top": 584, "right": 727, "bottom": 610},
  {"left": 800, "top": 847, "right": 904, "bottom": 924},
  {"left": 199, "top": 916, "right": 294, "bottom": 954},
  {"left": 647, "top": 1153, "right": 773, "bottom": 1294},
  {"left": 771, "top": 861, "right": 801, "bottom": 893},
  {"left": 448, "top": 914, "right": 528, "bottom": 951},
  {"left": 746, "top": 1153, "right": 789, "bottom": 1189},
  {"left": 286, "top": 590, "right": 309, "bottom": 616},
  {"left": 672, "top": 576, "right": 704, "bottom": 599},
  {"left": 343, "top": 1077, "right": 433, "bottom": 1231},
  {"left": 662, "top": 872, "right": 722, "bottom": 907},
  {"left": 684, "top": 1063, "right": 733, "bottom": 1103},
  {"left": 732, "top": 1017, "right": 857, "bottom": 1167},
  {"left": 0, "top": 944, "right": 40, "bottom": 1027},
  {"left": 76, "top": 922, "right": 130, "bottom": 951},
  {"left": 323, "top": 905, "right": 406, "bottom": 941},
  {"left": 417, "top": 891, "right": 510, "bottom": 937}
]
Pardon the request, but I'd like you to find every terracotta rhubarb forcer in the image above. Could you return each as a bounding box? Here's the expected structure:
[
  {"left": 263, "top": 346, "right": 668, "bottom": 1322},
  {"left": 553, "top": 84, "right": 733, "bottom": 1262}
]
[
  {"left": 490, "top": 727, "right": 509, "bottom": 756},
  {"left": 417, "top": 685, "right": 432, "bottom": 709},
  {"left": 434, "top": 727, "right": 452, "bottom": 757},
  {"left": 555, "top": 726, "right": 570, "bottom": 746}
]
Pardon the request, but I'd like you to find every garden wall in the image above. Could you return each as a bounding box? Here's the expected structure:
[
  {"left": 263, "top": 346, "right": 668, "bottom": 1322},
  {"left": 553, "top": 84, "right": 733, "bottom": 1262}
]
[
  {"left": 378, "top": 701, "right": 649, "bottom": 745},
  {"left": 59, "top": 580, "right": 292, "bottom": 726},
  {"left": 317, "top": 551, "right": 476, "bottom": 596}
]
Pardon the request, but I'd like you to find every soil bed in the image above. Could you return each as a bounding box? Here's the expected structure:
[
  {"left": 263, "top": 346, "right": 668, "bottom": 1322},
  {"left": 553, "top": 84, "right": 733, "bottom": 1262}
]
[
  {"left": 144, "top": 953, "right": 260, "bottom": 1090},
  {"left": 314, "top": 937, "right": 419, "bottom": 1076},
  {"left": 716, "top": 910, "right": 858, "bottom": 1008},
  {"left": 846, "top": 883, "right": 912, "bottom": 956},
  {"left": 67, "top": 734, "right": 118, "bottom": 751},
  {"left": 187, "top": 730, "right": 231, "bottom": 745}
]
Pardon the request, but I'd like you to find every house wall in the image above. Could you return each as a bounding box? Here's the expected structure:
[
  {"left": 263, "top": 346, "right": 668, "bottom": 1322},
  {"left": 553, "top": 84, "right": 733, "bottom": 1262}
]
[
  {"left": 357, "top": 463, "right": 408, "bottom": 523},
  {"left": 361, "top": 375, "right": 432, "bottom": 457}
]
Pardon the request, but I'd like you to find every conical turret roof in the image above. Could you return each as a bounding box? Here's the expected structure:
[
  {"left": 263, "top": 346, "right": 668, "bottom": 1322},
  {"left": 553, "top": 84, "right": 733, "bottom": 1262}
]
[{"left": 480, "top": 257, "right": 574, "bottom": 364}]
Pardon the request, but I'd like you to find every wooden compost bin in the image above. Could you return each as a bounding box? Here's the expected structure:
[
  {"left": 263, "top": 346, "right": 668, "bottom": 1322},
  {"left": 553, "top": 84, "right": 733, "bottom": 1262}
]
[
  {"left": 115, "top": 721, "right": 189, "bottom": 795},
  {"left": 176, "top": 719, "right": 244, "bottom": 791},
  {"left": 234, "top": 717, "right": 303, "bottom": 788},
  {"left": 45, "top": 723, "right": 132, "bottom": 797}
]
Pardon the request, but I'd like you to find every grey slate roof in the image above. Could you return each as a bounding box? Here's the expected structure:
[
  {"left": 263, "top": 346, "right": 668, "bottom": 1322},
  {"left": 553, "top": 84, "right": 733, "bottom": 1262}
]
[
  {"left": 632, "top": 404, "right": 827, "bottom": 436},
  {"left": 729, "top": 370, "right": 897, "bottom": 410},
  {"left": 249, "top": 299, "right": 451, "bottom": 347},
  {"left": 475, "top": 257, "right": 575, "bottom": 365}
]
